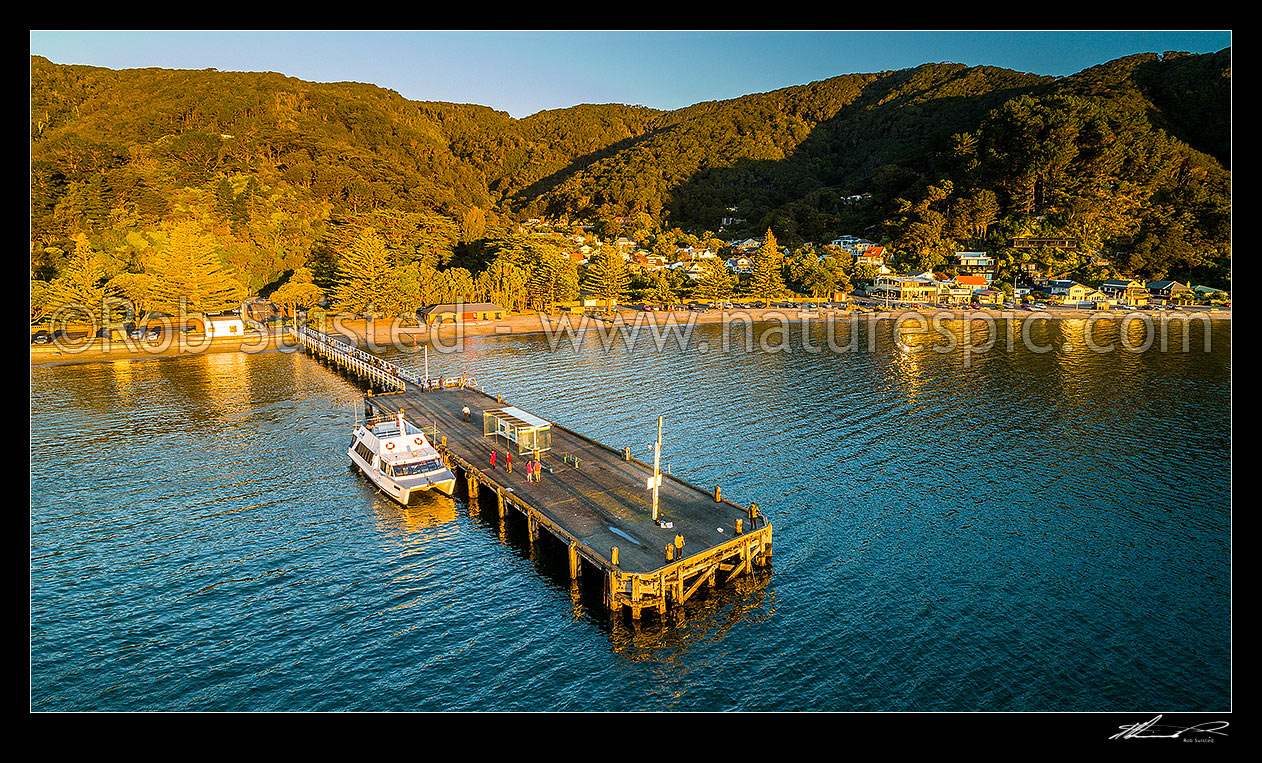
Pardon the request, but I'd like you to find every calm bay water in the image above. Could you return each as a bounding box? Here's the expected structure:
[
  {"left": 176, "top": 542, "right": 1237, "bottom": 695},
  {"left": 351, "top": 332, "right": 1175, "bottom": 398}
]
[{"left": 30, "top": 317, "right": 1231, "bottom": 711}]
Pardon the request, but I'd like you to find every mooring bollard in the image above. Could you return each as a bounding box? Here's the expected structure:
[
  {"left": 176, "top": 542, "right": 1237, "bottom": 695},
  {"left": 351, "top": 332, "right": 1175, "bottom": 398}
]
[
  {"left": 611, "top": 546, "right": 619, "bottom": 566},
  {"left": 714, "top": 485, "right": 721, "bottom": 502},
  {"left": 665, "top": 544, "right": 674, "bottom": 561},
  {"left": 624, "top": 447, "right": 630, "bottom": 461},
  {"left": 735, "top": 518, "right": 743, "bottom": 535}
]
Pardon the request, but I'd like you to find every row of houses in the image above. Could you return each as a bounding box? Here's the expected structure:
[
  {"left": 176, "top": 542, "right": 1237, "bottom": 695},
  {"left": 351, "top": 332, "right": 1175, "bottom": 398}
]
[
  {"left": 528, "top": 221, "right": 1225, "bottom": 305},
  {"left": 326, "top": 277, "right": 1214, "bottom": 326},
  {"left": 864, "top": 272, "right": 1211, "bottom": 308},
  {"left": 1019, "top": 279, "right": 1202, "bottom": 306}
]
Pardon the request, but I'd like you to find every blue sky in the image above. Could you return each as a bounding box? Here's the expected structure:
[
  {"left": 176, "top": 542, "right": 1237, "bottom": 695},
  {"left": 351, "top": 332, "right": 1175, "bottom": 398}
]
[{"left": 30, "top": 30, "right": 1232, "bottom": 119}]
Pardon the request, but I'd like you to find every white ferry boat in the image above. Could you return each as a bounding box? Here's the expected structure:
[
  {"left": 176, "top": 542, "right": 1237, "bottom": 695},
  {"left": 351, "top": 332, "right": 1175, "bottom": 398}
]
[{"left": 349, "top": 409, "right": 457, "bottom": 503}]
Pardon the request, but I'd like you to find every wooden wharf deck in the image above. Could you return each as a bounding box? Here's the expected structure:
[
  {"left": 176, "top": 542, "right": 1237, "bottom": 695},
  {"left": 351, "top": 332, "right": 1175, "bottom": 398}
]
[
  {"left": 293, "top": 327, "right": 772, "bottom": 619},
  {"left": 293, "top": 326, "right": 409, "bottom": 393}
]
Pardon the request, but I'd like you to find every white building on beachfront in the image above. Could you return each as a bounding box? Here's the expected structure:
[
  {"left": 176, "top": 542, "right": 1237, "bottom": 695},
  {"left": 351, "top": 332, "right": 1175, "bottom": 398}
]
[{"left": 204, "top": 315, "right": 245, "bottom": 338}]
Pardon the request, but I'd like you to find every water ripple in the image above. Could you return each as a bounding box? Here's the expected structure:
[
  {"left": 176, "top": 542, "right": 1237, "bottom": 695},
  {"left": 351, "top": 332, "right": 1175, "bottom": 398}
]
[{"left": 30, "top": 322, "right": 1231, "bottom": 711}]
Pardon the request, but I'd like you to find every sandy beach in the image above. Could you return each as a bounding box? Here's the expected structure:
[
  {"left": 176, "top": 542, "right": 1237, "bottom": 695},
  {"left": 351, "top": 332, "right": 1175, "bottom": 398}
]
[{"left": 31, "top": 305, "right": 1230, "bottom": 366}]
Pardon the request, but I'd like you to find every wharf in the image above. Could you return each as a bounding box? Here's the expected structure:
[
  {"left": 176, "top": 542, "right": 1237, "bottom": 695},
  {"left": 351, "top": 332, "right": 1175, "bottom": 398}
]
[{"left": 295, "top": 326, "right": 772, "bottom": 619}]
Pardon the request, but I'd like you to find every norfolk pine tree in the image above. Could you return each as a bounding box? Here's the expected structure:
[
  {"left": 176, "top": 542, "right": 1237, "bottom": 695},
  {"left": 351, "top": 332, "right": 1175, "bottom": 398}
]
[
  {"left": 333, "top": 227, "right": 395, "bottom": 314},
  {"left": 694, "top": 259, "right": 733, "bottom": 303},
  {"left": 147, "top": 221, "right": 246, "bottom": 318},
  {"left": 749, "top": 229, "right": 785, "bottom": 307},
  {"left": 582, "top": 248, "right": 630, "bottom": 313}
]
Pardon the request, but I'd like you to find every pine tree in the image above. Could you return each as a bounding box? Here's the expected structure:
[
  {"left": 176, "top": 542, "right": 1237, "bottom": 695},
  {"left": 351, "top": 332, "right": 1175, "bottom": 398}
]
[
  {"left": 43, "top": 234, "right": 114, "bottom": 319},
  {"left": 527, "top": 254, "right": 569, "bottom": 313},
  {"left": 215, "top": 178, "right": 235, "bottom": 219},
  {"left": 483, "top": 234, "right": 576, "bottom": 313},
  {"left": 749, "top": 229, "right": 785, "bottom": 307},
  {"left": 149, "top": 221, "right": 246, "bottom": 316},
  {"left": 694, "top": 259, "right": 733, "bottom": 303},
  {"left": 581, "top": 248, "right": 629, "bottom": 313},
  {"left": 650, "top": 272, "right": 677, "bottom": 305},
  {"left": 333, "top": 228, "right": 395, "bottom": 313}
]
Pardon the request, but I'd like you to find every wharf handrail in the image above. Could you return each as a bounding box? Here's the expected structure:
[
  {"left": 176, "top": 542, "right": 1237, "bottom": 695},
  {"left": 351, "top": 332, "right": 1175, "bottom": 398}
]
[
  {"left": 291, "top": 325, "right": 489, "bottom": 394},
  {"left": 290, "top": 325, "right": 414, "bottom": 392}
]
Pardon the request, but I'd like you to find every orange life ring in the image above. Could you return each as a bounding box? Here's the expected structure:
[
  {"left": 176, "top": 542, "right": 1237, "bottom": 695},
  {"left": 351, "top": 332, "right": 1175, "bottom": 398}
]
[
  {"left": 386, "top": 442, "right": 395, "bottom": 450},
  {"left": 414, "top": 438, "right": 424, "bottom": 446}
]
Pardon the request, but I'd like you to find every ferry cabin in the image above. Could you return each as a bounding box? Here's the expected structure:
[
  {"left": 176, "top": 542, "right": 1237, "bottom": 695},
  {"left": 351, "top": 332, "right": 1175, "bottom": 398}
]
[{"left": 349, "top": 415, "right": 456, "bottom": 501}]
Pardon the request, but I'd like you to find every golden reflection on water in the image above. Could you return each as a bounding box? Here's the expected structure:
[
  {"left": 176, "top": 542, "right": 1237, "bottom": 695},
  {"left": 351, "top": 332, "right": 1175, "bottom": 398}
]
[
  {"left": 107, "top": 359, "right": 139, "bottom": 408},
  {"left": 369, "top": 491, "right": 458, "bottom": 534},
  {"left": 606, "top": 570, "right": 774, "bottom": 661}
]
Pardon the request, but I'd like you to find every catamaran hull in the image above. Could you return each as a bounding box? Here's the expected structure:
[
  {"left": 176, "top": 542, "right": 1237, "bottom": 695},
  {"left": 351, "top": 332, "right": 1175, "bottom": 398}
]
[{"left": 348, "top": 447, "right": 457, "bottom": 505}]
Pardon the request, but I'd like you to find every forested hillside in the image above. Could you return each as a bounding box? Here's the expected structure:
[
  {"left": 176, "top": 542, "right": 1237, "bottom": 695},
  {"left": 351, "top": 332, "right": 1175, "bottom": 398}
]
[{"left": 30, "top": 47, "right": 1231, "bottom": 322}]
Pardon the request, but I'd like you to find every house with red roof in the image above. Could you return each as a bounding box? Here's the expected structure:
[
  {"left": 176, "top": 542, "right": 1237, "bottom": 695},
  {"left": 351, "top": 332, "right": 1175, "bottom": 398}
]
[
  {"left": 856, "top": 246, "right": 886, "bottom": 267},
  {"left": 954, "top": 275, "right": 989, "bottom": 290}
]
